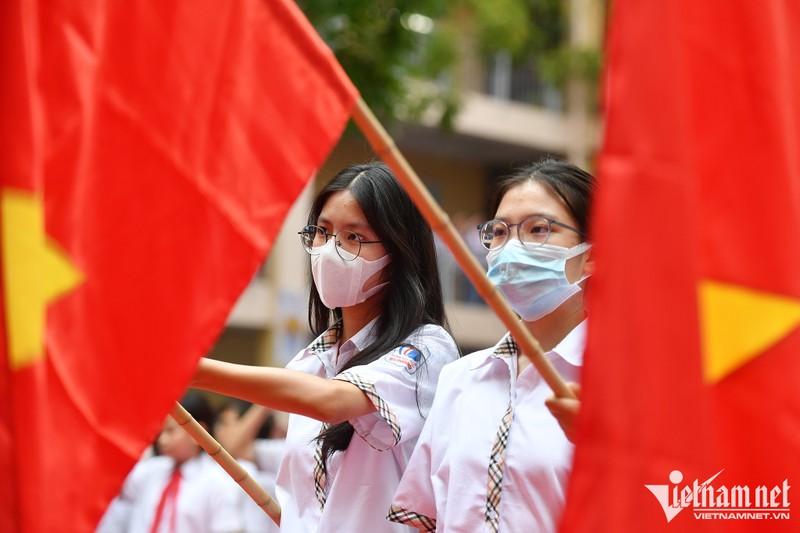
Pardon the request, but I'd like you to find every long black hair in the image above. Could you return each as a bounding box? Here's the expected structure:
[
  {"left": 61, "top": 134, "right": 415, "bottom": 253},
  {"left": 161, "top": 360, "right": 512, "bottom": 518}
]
[
  {"left": 307, "top": 161, "right": 447, "bottom": 466},
  {"left": 490, "top": 157, "right": 595, "bottom": 237}
]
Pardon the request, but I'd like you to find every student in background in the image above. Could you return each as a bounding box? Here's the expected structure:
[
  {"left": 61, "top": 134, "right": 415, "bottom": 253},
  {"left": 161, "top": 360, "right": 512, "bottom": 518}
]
[
  {"left": 215, "top": 401, "right": 284, "bottom": 533},
  {"left": 97, "top": 391, "right": 244, "bottom": 533}
]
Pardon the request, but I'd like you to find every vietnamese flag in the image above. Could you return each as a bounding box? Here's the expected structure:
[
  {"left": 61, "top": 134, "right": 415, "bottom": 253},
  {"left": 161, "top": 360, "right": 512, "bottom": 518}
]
[
  {"left": 562, "top": 1, "right": 800, "bottom": 532},
  {"left": 0, "top": 0, "right": 357, "bottom": 531}
]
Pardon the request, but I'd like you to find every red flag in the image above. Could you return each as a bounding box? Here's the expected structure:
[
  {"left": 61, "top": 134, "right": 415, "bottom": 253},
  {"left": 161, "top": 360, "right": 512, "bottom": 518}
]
[
  {"left": 562, "top": 1, "right": 800, "bottom": 531},
  {"left": 0, "top": 0, "right": 357, "bottom": 531}
]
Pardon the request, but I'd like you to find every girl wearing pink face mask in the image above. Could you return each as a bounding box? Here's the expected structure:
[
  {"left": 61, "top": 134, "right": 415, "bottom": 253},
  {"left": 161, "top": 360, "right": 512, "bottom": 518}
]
[
  {"left": 192, "top": 162, "right": 458, "bottom": 532},
  {"left": 390, "top": 158, "right": 593, "bottom": 533}
]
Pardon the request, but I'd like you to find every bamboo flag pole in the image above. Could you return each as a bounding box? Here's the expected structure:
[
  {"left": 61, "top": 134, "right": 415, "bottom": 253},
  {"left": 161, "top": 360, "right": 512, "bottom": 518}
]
[
  {"left": 351, "top": 97, "right": 576, "bottom": 400},
  {"left": 170, "top": 402, "right": 282, "bottom": 526}
]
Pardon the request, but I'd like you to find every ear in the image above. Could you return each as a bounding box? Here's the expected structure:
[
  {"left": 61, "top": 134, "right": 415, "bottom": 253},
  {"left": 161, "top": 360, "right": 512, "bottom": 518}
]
[{"left": 581, "top": 248, "right": 595, "bottom": 277}]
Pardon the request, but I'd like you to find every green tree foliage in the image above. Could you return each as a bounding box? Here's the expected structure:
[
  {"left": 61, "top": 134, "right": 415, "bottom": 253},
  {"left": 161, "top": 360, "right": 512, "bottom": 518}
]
[
  {"left": 297, "top": 0, "right": 454, "bottom": 124},
  {"left": 296, "top": 0, "right": 599, "bottom": 125},
  {"left": 466, "top": 0, "right": 598, "bottom": 90},
  {"left": 464, "top": 0, "right": 537, "bottom": 56}
]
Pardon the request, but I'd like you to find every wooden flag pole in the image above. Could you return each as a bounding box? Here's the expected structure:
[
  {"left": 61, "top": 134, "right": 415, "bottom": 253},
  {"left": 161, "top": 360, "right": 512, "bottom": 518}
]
[
  {"left": 351, "top": 97, "right": 576, "bottom": 400},
  {"left": 170, "top": 402, "right": 282, "bottom": 526}
]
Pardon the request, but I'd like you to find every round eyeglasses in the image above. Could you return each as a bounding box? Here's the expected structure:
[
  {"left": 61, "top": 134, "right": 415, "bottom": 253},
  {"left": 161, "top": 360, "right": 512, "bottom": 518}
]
[
  {"left": 298, "top": 225, "right": 383, "bottom": 261},
  {"left": 477, "top": 216, "right": 584, "bottom": 250}
]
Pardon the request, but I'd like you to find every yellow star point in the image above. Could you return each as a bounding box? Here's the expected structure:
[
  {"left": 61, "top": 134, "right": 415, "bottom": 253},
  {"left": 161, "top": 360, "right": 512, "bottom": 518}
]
[
  {"left": 698, "top": 280, "right": 800, "bottom": 384},
  {"left": 2, "top": 188, "right": 83, "bottom": 370}
]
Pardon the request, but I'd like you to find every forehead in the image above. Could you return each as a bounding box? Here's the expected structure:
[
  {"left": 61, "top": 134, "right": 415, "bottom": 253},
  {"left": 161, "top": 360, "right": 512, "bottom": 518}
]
[
  {"left": 318, "top": 190, "right": 369, "bottom": 225},
  {"left": 495, "top": 180, "right": 575, "bottom": 224}
]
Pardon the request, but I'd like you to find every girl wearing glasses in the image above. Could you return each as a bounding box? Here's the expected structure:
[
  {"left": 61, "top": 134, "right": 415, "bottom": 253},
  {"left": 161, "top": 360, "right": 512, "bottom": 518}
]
[
  {"left": 390, "top": 158, "right": 592, "bottom": 532},
  {"left": 192, "top": 162, "right": 458, "bottom": 532}
]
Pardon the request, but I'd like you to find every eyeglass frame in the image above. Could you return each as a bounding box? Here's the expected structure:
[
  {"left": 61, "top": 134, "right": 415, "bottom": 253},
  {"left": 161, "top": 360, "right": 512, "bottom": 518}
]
[
  {"left": 297, "top": 224, "right": 383, "bottom": 261},
  {"left": 476, "top": 216, "right": 585, "bottom": 250}
]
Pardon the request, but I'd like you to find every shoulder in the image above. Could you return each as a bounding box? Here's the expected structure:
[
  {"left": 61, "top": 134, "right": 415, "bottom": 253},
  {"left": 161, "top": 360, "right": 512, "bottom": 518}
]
[
  {"left": 378, "top": 324, "right": 458, "bottom": 373},
  {"left": 129, "top": 455, "right": 172, "bottom": 478},
  {"left": 405, "top": 324, "right": 458, "bottom": 355},
  {"left": 122, "top": 455, "right": 173, "bottom": 496},
  {"left": 438, "top": 334, "right": 515, "bottom": 381},
  {"left": 440, "top": 346, "right": 492, "bottom": 378},
  {"left": 421, "top": 349, "right": 495, "bottom": 413},
  {"left": 454, "top": 342, "right": 498, "bottom": 367},
  {"left": 408, "top": 323, "right": 454, "bottom": 342}
]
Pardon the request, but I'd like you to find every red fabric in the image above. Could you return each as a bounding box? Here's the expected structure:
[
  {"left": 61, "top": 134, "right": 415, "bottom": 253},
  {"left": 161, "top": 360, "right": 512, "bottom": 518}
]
[
  {"left": 150, "top": 469, "right": 182, "bottom": 533},
  {"left": 0, "top": 0, "right": 357, "bottom": 531},
  {"left": 561, "top": 1, "right": 800, "bottom": 531}
]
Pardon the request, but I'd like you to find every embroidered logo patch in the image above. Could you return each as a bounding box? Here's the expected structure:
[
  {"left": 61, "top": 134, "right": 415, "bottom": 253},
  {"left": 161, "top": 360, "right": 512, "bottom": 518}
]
[{"left": 385, "top": 346, "right": 422, "bottom": 375}]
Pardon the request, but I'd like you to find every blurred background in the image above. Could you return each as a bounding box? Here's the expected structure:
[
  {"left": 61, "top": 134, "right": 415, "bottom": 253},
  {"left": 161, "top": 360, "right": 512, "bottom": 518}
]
[{"left": 209, "top": 0, "right": 607, "bottom": 367}]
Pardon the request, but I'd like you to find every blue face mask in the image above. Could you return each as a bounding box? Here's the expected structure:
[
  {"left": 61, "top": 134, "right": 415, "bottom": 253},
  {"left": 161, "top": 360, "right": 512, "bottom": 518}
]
[{"left": 486, "top": 239, "right": 591, "bottom": 321}]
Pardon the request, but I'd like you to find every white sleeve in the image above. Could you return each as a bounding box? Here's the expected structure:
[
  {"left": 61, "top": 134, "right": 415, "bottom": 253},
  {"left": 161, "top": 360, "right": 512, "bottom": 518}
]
[{"left": 334, "top": 326, "right": 458, "bottom": 450}]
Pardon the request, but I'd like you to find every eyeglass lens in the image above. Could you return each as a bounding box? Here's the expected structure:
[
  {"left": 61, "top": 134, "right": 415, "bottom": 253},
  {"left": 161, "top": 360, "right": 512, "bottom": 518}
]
[
  {"left": 479, "top": 217, "right": 552, "bottom": 250},
  {"left": 300, "top": 225, "right": 362, "bottom": 260}
]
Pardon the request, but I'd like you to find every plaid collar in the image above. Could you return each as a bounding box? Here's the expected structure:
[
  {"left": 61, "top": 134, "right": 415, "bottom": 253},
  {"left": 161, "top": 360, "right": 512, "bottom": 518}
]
[
  {"left": 468, "top": 333, "right": 517, "bottom": 371},
  {"left": 492, "top": 333, "right": 518, "bottom": 360},
  {"left": 307, "top": 320, "right": 343, "bottom": 356}
]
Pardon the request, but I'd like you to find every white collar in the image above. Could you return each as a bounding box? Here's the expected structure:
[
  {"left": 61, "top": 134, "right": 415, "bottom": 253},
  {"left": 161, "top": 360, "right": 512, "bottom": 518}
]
[
  {"left": 337, "top": 316, "right": 380, "bottom": 364},
  {"left": 298, "top": 316, "right": 381, "bottom": 369},
  {"left": 470, "top": 319, "right": 586, "bottom": 370},
  {"left": 549, "top": 319, "right": 586, "bottom": 367},
  {"left": 174, "top": 453, "right": 207, "bottom": 477}
]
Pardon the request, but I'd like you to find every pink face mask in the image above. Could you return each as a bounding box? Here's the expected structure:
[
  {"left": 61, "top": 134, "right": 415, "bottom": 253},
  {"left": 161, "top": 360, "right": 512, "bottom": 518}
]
[{"left": 311, "top": 239, "right": 391, "bottom": 309}]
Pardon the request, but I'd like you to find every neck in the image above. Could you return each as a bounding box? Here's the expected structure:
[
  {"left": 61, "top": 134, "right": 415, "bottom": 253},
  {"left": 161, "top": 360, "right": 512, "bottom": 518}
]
[
  {"left": 523, "top": 291, "right": 585, "bottom": 353},
  {"left": 339, "top": 292, "right": 385, "bottom": 345},
  {"left": 172, "top": 453, "right": 198, "bottom": 468}
]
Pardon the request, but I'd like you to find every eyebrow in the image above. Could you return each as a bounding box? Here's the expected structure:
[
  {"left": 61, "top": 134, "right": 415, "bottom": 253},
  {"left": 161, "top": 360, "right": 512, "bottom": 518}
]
[
  {"left": 316, "top": 216, "right": 372, "bottom": 231},
  {"left": 495, "top": 212, "right": 561, "bottom": 223}
]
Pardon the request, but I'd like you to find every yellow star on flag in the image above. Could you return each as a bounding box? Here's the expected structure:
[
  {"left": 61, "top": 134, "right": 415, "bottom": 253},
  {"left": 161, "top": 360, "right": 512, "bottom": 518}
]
[
  {"left": 699, "top": 279, "right": 800, "bottom": 383},
  {"left": 2, "top": 188, "right": 83, "bottom": 370}
]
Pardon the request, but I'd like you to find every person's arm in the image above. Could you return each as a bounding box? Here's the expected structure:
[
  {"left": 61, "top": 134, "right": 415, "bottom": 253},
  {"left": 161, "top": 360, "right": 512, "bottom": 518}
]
[
  {"left": 544, "top": 382, "right": 581, "bottom": 443},
  {"left": 216, "top": 404, "right": 271, "bottom": 462},
  {"left": 192, "top": 358, "right": 375, "bottom": 424}
]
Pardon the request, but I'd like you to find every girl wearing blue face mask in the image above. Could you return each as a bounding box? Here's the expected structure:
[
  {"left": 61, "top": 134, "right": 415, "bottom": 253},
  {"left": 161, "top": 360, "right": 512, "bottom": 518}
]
[
  {"left": 390, "top": 158, "right": 593, "bottom": 533},
  {"left": 192, "top": 162, "right": 459, "bottom": 532}
]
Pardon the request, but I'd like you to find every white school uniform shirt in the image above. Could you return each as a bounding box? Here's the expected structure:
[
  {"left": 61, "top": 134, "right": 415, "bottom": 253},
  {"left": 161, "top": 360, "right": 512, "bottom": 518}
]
[
  {"left": 100, "top": 454, "right": 244, "bottom": 533},
  {"left": 389, "top": 321, "right": 586, "bottom": 533},
  {"left": 275, "top": 318, "right": 458, "bottom": 533}
]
